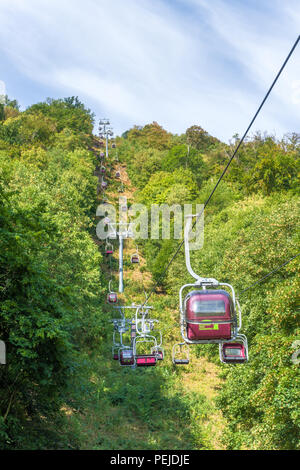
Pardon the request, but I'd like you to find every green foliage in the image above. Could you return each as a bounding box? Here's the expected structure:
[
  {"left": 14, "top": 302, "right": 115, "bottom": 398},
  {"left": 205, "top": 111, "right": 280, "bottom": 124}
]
[
  {"left": 51, "top": 128, "right": 91, "bottom": 151},
  {"left": 0, "top": 113, "right": 57, "bottom": 146},
  {"left": 213, "top": 197, "right": 299, "bottom": 449},
  {"left": 26, "top": 97, "right": 94, "bottom": 134},
  {"left": 4, "top": 95, "right": 20, "bottom": 110},
  {"left": 0, "top": 99, "right": 105, "bottom": 449},
  {"left": 126, "top": 147, "right": 165, "bottom": 189},
  {"left": 127, "top": 122, "right": 172, "bottom": 150},
  {"left": 186, "top": 125, "right": 219, "bottom": 151},
  {"left": 139, "top": 169, "right": 198, "bottom": 206},
  {"left": 67, "top": 348, "right": 213, "bottom": 450},
  {"left": 1, "top": 99, "right": 299, "bottom": 451},
  {"left": 0, "top": 104, "right": 4, "bottom": 122},
  {"left": 0, "top": 96, "right": 20, "bottom": 122},
  {"left": 248, "top": 152, "right": 298, "bottom": 194},
  {"left": 197, "top": 178, "right": 242, "bottom": 214},
  {"left": 162, "top": 144, "right": 207, "bottom": 188},
  {"left": 225, "top": 133, "right": 300, "bottom": 195}
]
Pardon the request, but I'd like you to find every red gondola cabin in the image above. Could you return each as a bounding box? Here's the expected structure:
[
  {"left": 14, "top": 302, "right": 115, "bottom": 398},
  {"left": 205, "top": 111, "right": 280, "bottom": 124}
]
[
  {"left": 120, "top": 349, "right": 134, "bottom": 366},
  {"left": 185, "top": 290, "right": 234, "bottom": 341},
  {"left": 221, "top": 342, "right": 247, "bottom": 363},
  {"left": 107, "top": 292, "right": 118, "bottom": 304}
]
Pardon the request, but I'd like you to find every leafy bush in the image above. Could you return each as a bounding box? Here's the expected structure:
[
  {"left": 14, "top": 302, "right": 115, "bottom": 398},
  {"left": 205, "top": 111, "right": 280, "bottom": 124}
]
[{"left": 0, "top": 98, "right": 105, "bottom": 449}]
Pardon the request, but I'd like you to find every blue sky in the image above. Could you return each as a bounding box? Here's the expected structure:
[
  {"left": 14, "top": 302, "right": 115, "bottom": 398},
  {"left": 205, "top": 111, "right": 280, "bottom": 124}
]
[{"left": 0, "top": 0, "right": 299, "bottom": 141}]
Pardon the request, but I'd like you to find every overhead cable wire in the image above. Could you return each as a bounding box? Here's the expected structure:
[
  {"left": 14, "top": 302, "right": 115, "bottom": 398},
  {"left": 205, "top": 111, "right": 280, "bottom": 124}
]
[{"left": 239, "top": 253, "right": 300, "bottom": 295}]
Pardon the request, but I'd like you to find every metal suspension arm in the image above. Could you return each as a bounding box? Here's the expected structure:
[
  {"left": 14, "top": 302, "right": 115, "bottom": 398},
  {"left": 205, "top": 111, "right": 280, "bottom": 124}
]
[
  {"left": 184, "top": 215, "right": 218, "bottom": 285},
  {"left": 119, "top": 235, "right": 124, "bottom": 293}
]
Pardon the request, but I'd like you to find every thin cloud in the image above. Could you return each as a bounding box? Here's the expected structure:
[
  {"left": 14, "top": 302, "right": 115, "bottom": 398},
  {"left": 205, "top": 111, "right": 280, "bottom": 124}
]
[{"left": 0, "top": 0, "right": 299, "bottom": 140}]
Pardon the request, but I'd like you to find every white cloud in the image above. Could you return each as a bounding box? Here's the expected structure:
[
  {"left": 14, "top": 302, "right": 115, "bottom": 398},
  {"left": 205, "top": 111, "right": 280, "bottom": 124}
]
[
  {"left": 292, "top": 80, "right": 300, "bottom": 104},
  {"left": 186, "top": 0, "right": 300, "bottom": 130},
  {"left": 0, "top": 80, "right": 6, "bottom": 103},
  {"left": 0, "top": 0, "right": 299, "bottom": 140}
]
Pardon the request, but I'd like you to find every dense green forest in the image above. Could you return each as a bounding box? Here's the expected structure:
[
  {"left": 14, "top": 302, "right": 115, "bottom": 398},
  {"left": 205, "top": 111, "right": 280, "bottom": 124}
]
[{"left": 0, "top": 98, "right": 299, "bottom": 450}]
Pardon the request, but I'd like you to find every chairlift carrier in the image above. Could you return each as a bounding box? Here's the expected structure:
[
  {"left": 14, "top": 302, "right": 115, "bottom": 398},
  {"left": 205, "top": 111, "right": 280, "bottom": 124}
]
[
  {"left": 105, "top": 240, "right": 114, "bottom": 255},
  {"left": 131, "top": 246, "right": 140, "bottom": 264},
  {"left": 219, "top": 334, "right": 249, "bottom": 364},
  {"left": 172, "top": 342, "right": 190, "bottom": 365},
  {"left": 120, "top": 347, "right": 135, "bottom": 366},
  {"left": 132, "top": 305, "right": 163, "bottom": 367},
  {"left": 101, "top": 177, "right": 108, "bottom": 190},
  {"left": 107, "top": 280, "right": 118, "bottom": 304},
  {"left": 179, "top": 215, "right": 241, "bottom": 344}
]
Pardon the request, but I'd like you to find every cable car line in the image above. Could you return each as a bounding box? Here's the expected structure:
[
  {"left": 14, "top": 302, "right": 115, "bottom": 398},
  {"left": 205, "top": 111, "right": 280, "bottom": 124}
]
[
  {"left": 239, "top": 253, "right": 300, "bottom": 295},
  {"left": 171, "top": 214, "right": 248, "bottom": 364},
  {"left": 100, "top": 37, "right": 300, "bottom": 366},
  {"left": 98, "top": 128, "right": 165, "bottom": 368},
  {"left": 141, "top": 35, "right": 300, "bottom": 308}
]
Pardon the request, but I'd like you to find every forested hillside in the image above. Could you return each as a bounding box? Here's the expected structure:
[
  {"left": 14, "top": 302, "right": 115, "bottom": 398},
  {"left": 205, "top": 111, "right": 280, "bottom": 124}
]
[
  {"left": 0, "top": 100, "right": 299, "bottom": 450},
  {"left": 0, "top": 97, "right": 107, "bottom": 448},
  {"left": 117, "top": 123, "right": 299, "bottom": 450}
]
